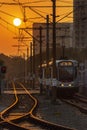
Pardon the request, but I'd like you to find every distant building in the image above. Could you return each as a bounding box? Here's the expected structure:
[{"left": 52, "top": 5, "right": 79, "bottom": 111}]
[
  {"left": 73, "top": 0, "right": 87, "bottom": 48},
  {"left": 33, "top": 22, "right": 73, "bottom": 55}
]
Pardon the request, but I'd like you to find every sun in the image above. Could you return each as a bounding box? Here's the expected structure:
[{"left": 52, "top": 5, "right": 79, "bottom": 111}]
[{"left": 13, "top": 18, "right": 22, "bottom": 26}]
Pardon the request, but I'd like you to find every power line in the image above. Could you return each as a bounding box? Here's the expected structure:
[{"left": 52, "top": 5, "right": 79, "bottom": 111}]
[
  {"left": 0, "top": 2, "right": 23, "bottom": 5},
  {"left": 0, "top": 16, "right": 20, "bottom": 35},
  {"left": 22, "top": 0, "right": 48, "bottom": 4},
  {"left": 0, "top": 2, "right": 86, "bottom": 7},
  {"left": 0, "top": 17, "right": 14, "bottom": 27},
  {"left": 0, "top": 1, "right": 74, "bottom": 34},
  {"left": 29, "top": 7, "right": 47, "bottom": 20},
  {"left": 56, "top": 11, "right": 73, "bottom": 22},
  {"left": 0, "top": 10, "right": 18, "bottom": 18},
  {"left": 13, "top": 0, "right": 24, "bottom": 18},
  {"left": 56, "top": 0, "right": 72, "bottom": 4},
  {"left": 23, "top": 5, "right": 73, "bottom": 8},
  {"left": 0, "top": 22, "right": 16, "bottom": 34}
]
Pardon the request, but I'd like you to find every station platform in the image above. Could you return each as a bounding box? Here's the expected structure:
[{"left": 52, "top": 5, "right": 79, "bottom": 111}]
[{"left": 3, "top": 88, "right": 40, "bottom": 95}]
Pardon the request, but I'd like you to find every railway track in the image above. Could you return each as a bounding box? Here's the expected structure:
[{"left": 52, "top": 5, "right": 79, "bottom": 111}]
[
  {"left": 0, "top": 81, "right": 76, "bottom": 130},
  {"left": 0, "top": 81, "right": 27, "bottom": 130},
  {"left": 62, "top": 93, "right": 87, "bottom": 114}
]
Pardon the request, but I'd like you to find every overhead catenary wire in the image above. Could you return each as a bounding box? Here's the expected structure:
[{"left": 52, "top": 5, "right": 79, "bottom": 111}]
[
  {"left": 21, "top": 0, "right": 49, "bottom": 4},
  {"left": 0, "top": 22, "right": 18, "bottom": 34},
  {"left": 56, "top": 0, "right": 72, "bottom": 4},
  {"left": 0, "top": 9, "right": 19, "bottom": 18},
  {"left": 0, "top": 0, "right": 49, "bottom": 6},
  {"left": 29, "top": 7, "right": 47, "bottom": 20},
  {"left": 0, "top": 16, "right": 21, "bottom": 35},
  {"left": 0, "top": 0, "right": 74, "bottom": 38},
  {"left": 0, "top": 0, "right": 75, "bottom": 57},
  {"left": 0, "top": 2, "right": 73, "bottom": 37},
  {"left": 0, "top": 17, "right": 15, "bottom": 27},
  {"left": 56, "top": 11, "right": 73, "bottom": 22},
  {"left": 0, "top": 0, "right": 74, "bottom": 31},
  {"left": 13, "top": 0, "right": 25, "bottom": 19}
]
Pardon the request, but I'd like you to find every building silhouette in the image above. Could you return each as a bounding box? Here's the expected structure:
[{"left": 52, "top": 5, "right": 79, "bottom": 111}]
[
  {"left": 33, "top": 22, "right": 73, "bottom": 55},
  {"left": 73, "top": 0, "right": 87, "bottom": 48}
]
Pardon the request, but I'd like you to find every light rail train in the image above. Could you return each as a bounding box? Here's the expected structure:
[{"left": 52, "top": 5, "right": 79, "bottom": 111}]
[{"left": 38, "top": 59, "right": 79, "bottom": 97}]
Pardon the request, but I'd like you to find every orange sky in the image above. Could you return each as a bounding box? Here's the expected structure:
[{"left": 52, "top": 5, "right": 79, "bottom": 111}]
[{"left": 0, "top": 0, "right": 73, "bottom": 56}]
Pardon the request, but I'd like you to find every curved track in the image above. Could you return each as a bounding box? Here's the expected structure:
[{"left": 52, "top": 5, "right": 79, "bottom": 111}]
[
  {"left": 0, "top": 81, "right": 76, "bottom": 130},
  {"left": 0, "top": 81, "right": 27, "bottom": 129}
]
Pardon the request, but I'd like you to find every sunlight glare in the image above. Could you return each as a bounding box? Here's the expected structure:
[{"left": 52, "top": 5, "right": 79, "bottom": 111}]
[{"left": 13, "top": 18, "right": 22, "bottom": 26}]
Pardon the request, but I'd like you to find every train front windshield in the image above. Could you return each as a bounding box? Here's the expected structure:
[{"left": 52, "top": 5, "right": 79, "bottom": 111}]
[
  {"left": 58, "top": 66, "right": 74, "bottom": 82},
  {"left": 58, "top": 61, "right": 77, "bottom": 82}
]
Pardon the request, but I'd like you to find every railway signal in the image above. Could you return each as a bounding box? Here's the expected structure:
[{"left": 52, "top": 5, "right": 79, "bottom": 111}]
[
  {"left": 0, "top": 66, "right": 7, "bottom": 73},
  {"left": 0, "top": 66, "right": 6, "bottom": 94}
]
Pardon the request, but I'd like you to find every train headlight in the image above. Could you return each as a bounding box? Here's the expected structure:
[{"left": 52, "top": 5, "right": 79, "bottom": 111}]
[
  {"left": 69, "top": 84, "right": 72, "bottom": 87},
  {"left": 61, "top": 84, "right": 64, "bottom": 87}
]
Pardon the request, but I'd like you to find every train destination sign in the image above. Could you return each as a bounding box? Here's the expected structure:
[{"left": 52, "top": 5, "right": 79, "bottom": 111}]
[{"left": 59, "top": 61, "right": 73, "bottom": 66}]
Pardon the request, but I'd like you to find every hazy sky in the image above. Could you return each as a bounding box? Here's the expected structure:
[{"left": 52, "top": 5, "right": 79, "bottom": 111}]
[{"left": 0, "top": 0, "right": 73, "bottom": 56}]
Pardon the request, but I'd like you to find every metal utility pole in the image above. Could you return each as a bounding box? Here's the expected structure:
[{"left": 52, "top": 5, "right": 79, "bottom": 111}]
[
  {"left": 46, "top": 15, "right": 50, "bottom": 97},
  {"left": 52, "top": 0, "right": 56, "bottom": 75},
  {"left": 51, "top": 0, "right": 57, "bottom": 103},
  {"left": 30, "top": 42, "right": 33, "bottom": 88},
  {"left": 26, "top": 46, "right": 29, "bottom": 81},
  {"left": 39, "top": 26, "right": 43, "bottom": 94},
  {"left": 23, "top": 53, "right": 26, "bottom": 83},
  {"left": 46, "top": 15, "right": 49, "bottom": 67},
  {"left": 32, "top": 40, "right": 35, "bottom": 89}
]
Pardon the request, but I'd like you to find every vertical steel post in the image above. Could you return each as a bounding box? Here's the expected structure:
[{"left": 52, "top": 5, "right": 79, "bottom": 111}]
[
  {"left": 51, "top": 0, "right": 57, "bottom": 103},
  {"left": 52, "top": 0, "right": 56, "bottom": 77},
  {"left": 46, "top": 15, "right": 49, "bottom": 67},
  {"left": 39, "top": 26, "right": 43, "bottom": 94},
  {"left": 32, "top": 40, "right": 35, "bottom": 89},
  {"left": 30, "top": 42, "right": 33, "bottom": 88},
  {"left": 46, "top": 15, "right": 50, "bottom": 97}
]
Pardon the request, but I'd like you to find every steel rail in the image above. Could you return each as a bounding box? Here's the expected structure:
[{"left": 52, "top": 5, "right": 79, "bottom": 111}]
[
  {"left": 74, "top": 94, "right": 87, "bottom": 104},
  {"left": 0, "top": 81, "right": 28, "bottom": 130},
  {"left": 0, "top": 81, "right": 76, "bottom": 130},
  {"left": 13, "top": 82, "right": 76, "bottom": 130},
  {"left": 62, "top": 98, "right": 87, "bottom": 114}
]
